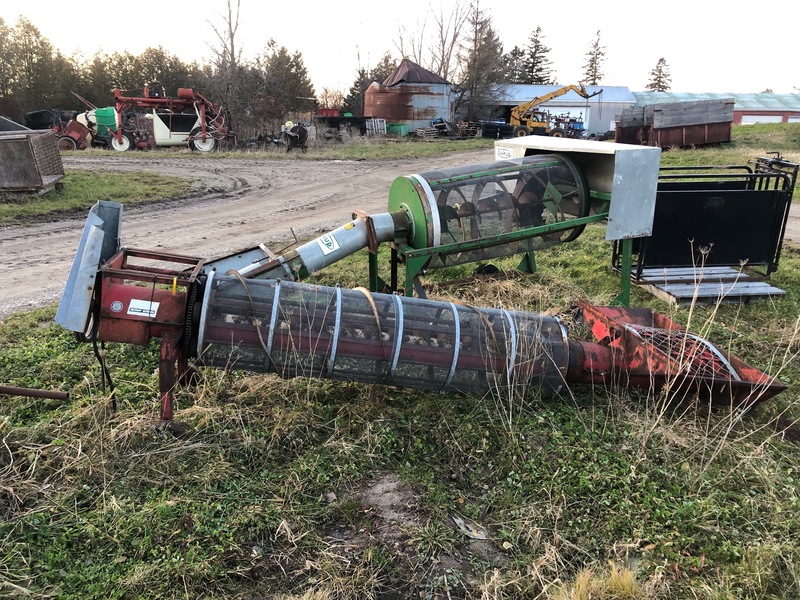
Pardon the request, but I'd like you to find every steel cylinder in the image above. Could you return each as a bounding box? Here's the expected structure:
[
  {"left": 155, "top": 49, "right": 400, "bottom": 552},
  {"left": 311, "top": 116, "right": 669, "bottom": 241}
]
[
  {"left": 237, "top": 211, "right": 406, "bottom": 279},
  {"left": 386, "top": 154, "right": 590, "bottom": 268},
  {"left": 195, "top": 274, "right": 570, "bottom": 395}
]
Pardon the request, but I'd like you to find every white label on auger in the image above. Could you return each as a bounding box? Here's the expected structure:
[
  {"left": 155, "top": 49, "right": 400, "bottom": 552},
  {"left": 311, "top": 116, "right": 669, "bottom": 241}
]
[
  {"left": 127, "top": 299, "right": 159, "bottom": 318},
  {"left": 316, "top": 233, "right": 340, "bottom": 256}
]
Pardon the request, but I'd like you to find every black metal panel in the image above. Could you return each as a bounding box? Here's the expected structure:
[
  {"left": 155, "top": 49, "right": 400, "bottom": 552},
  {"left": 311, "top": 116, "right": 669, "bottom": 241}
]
[
  {"left": 657, "top": 179, "right": 748, "bottom": 192},
  {"left": 155, "top": 112, "right": 198, "bottom": 133},
  {"left": 635, "top": 188, "right": 786, "bottom": 269}
]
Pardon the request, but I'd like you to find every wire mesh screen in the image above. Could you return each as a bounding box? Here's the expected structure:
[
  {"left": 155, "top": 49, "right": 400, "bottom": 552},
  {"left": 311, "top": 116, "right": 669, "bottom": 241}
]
[
  {"left": 0, "top": 130, "right": 64, "bottom": 192},
  {"left": 197, "top": 275, "right": 569, "bottom": 394},
  {"left": 420, "top": 155, "right": 589, "bottom": 267},
  {"left": 30, "top": 130, "right": 65, "bottom": 183}
]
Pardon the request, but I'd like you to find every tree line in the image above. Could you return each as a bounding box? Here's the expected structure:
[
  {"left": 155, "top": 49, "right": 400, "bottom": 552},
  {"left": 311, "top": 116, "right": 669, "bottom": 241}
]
[
  {"left": 0, "top": 2, "right": 673, "bottom": 140},
  {"left": 0, "top": 16, "right": 318, "bottom": 140}
]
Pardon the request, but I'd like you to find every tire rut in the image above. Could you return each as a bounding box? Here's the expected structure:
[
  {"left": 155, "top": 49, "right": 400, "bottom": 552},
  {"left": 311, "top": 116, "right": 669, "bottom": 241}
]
[{"left": 0, "top": 150, "right": 492, "bottom": 318}]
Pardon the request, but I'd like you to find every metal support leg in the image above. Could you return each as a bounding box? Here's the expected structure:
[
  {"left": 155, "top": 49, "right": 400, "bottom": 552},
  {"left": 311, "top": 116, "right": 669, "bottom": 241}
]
[
  {"left": 158, "top": 334, "right": 182, "bottom": 421},
  {"left": 612, "top": 237, "right": 633, "bottom": 307},
  {"left": 368, "top": 250, "right": 379, "bottom": 292}
]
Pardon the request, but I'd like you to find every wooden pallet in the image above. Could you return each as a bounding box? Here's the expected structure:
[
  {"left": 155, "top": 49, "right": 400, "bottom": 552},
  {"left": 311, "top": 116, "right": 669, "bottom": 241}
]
[
  {"left": 631, "top": 266, "right": 785, "bottom": 305},
  {"left": 414, "top": 127, "right": 440, "bottom": 139},
  {"left": 457, "top": 122, "right": 481, "bottom": 137}
]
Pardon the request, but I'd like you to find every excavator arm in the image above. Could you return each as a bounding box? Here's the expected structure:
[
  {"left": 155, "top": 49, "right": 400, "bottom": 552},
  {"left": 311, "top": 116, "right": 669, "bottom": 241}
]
[{"left": 510, "top": 83, "right": 603, "bottom": 132}]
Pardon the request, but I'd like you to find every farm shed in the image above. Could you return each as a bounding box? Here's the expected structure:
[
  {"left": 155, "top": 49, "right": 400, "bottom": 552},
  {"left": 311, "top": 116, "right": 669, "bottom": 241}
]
[
  {"left": 634, "top": 91, "right": 800, "bottom": 124},
  {"left": 364, "top": 59, "right": 452, "bottom": 132},
  {"left": 495, "top": 85, "right": 636, "bottom": 138}
]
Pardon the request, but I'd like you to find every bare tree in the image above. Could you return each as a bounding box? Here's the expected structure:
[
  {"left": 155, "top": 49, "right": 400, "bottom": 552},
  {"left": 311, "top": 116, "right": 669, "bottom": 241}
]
[
  {"left": 395, "top": 0, "right": 469, "bottom": 82},
  {"left": 318, "top": 88, "right": 345, "bottom": 110},
  {"left": 428, "top": 1, "right": 470, "bottom": 81},
  {"left": 395, "top": 17, "right": 427, "bottom": 67},
  {"left": 207, "top": 0, "right": 242, "bottom": 74},
  {"left": 207, "top": 0, "right": 243, "bottom": 127}
]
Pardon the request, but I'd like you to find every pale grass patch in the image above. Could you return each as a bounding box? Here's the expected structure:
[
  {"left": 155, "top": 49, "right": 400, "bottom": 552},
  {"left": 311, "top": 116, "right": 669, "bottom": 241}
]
[
  {"left": 285, "top": 544, "right": 388, "bottom": 600},
  {"left": 276, "top": 590, "right": 334, "bottom": 600},
  {"left": 549, "top": 561, "right": 664, "bottom": 599}
]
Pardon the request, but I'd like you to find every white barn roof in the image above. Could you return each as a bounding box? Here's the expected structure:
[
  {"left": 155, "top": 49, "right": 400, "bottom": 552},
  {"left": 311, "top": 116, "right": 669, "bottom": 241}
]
[
  {"left": 498, "top": 85, "right": 635, "bottom": 106},
  {"left": 633, "top": 91, "right": 800, "bottom": 111}
]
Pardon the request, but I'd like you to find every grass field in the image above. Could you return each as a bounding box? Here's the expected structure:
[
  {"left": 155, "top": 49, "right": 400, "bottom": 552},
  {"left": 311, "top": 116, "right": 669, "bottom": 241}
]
[{"left": 0, "top": 125, "right": 799, "bottom": 599}]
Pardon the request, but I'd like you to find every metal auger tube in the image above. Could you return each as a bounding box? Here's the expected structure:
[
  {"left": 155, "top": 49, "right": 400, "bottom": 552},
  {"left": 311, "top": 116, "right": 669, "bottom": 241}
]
[
  {"left": 192, "top": 276, "right": 785, "bottom": 407},
  {"left": 195, "top": 274, "right": 571, "bottom": 395},
  {"left": 205, "top": 211, "right": 409, "bottom": 281}
]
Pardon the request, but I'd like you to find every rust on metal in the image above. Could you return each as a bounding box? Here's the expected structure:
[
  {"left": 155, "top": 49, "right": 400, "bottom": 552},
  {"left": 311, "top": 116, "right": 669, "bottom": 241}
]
[
  {"left": 96, "top": 248, "right": 205, "bottom": 420},
  {"left": 578, "top": 301, "right": 785, "bottom": 406}
]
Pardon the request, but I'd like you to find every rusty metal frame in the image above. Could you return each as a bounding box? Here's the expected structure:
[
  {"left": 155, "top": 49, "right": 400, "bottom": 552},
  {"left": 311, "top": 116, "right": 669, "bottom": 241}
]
[
  {"left": 97, "top": 248, "right": 205, "bottom": 421},
  {"left": 110, "top": 88, "right": 232, "bottom": 146}
]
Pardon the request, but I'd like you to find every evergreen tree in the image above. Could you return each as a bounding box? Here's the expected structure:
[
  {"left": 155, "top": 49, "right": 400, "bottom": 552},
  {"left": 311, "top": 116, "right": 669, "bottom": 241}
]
[
  {"left": 523, "top": 26, "right": 555, "bottom": 84},
  {"left": 645, "top": 57, "right": 671, "bottom": 91},
  {"left": 502, "top": 46, "right": 526, "bottom": 83},
  {"left": 342, "top": 52, "right": 397, "bottom": 116},
  {"left": 342, "top": 67, "right": 369, "bottom": 117},
  {"left": 453, "top": 2, "right": 506, "bottom": 121},
  {"left": 10, "top": 18, "right": 69, "bottom": 111},
  {"left": 369, "top": 52, "right": 397, "bottom": 85},
  {"left": 135, "top": 47, "right": 196, "bottom": 97},
  {"left": 251, "top": 43, "right": 315, "bottom": 123},
  {"left": 0, "top": 18, "right": 14, "bottom": 104},
  {"left": 581, "top": 30, "right": 606, "bottom": 85}
]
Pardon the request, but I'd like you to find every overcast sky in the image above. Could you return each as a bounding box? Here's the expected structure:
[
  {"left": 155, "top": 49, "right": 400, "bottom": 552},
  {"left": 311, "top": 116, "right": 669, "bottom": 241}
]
[{"left": 2, "top": 0, "right": 798, "bottom": 95}]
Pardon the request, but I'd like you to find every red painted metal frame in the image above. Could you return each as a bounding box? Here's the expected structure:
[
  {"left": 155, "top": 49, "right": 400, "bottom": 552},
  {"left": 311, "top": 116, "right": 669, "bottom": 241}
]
[
  {"left": 577, "top": 301, "right": 785, "bottom": 406},
  {"left": 97, "top": 249, "right": 205, "bottom": 421},
  {"left": 110, "top": 88, "right": 229, "bottom": 145}
]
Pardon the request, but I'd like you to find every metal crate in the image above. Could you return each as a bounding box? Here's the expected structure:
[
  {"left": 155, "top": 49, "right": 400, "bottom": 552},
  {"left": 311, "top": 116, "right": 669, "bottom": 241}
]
[{"left": 0, "top": 129, "right": 65, "bottom": 194}]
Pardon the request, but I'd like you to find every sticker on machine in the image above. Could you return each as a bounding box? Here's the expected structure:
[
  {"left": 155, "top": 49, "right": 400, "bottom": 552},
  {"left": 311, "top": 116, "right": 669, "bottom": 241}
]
[
  {"left": 127, "top": 299, "right": 159, "bottom": 318},
  {"left": 495, "top": 146, "right": 513, "bottom": 160},
  {"left": 316, "top": 233, "right": 340, "bottom": 255}
]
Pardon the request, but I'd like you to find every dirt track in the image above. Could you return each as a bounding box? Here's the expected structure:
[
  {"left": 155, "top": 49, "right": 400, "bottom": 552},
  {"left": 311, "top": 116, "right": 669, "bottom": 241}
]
[
  {"left": 0, "top": 149, "right": 798, "bottom": 319},
  {"left": 0, "top": 150, "right": 493, "bottom": 318}
]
